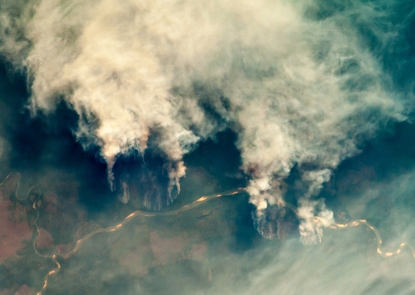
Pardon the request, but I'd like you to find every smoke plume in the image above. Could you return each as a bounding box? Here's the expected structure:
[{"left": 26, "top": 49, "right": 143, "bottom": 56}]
[{"left": 0, "top": 0, "right": 409, "bottom": 242}]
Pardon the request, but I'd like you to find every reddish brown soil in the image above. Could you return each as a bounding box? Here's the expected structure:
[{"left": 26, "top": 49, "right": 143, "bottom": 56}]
[{"left": 0, "top": 192, "right": 32, "bottom": 264}]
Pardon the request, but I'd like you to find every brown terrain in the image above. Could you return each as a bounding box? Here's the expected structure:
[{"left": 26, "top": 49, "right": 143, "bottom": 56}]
[
  {"left": 0, "top": 179, "right": 32, "bottom": 264},
  {"left": 0, "top": 170, "right": 241, "bottom": 294}
]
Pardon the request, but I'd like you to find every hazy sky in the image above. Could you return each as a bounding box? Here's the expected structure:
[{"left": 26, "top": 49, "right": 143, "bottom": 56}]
[{"left": 1, "top": 0, "right": 415, "bottom": 294}]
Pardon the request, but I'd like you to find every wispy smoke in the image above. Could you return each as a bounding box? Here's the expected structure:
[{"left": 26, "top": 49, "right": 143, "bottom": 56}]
[{"left": 0, "top": 0, "right": 408, "bottom": 242}]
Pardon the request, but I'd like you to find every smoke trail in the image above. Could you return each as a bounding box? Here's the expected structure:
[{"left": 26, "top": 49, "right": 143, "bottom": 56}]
[{"left": 0, "top": 0, "right": 408, "bottom": 242}]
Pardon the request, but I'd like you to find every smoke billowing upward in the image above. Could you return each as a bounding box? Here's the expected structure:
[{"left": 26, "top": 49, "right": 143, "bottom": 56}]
[{"left": 0, "top": 0, "right": 412, "bottom": 242}]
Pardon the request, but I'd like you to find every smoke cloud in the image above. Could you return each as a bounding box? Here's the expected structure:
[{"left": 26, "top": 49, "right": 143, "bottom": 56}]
[{"left": 0, "top": 0, "right": 410, "bottom": 242}]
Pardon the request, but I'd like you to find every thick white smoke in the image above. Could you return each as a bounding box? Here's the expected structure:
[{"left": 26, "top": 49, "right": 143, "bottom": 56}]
[{"left": 0, "top": 0, "right": 406, "bottom": 242}]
